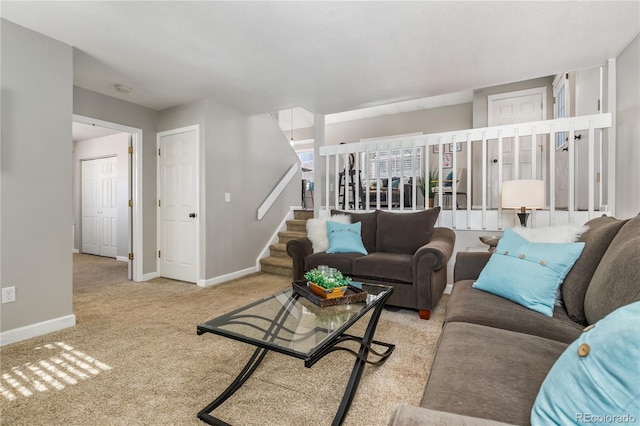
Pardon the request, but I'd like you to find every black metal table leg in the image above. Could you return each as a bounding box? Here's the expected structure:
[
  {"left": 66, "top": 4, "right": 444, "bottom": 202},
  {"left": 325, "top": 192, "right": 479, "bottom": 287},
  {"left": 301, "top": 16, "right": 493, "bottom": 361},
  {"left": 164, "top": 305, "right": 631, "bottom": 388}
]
[
  {"left": 198, "top": 347, "right": 269, "bottom": 425},
  {"left": 331, "top": 292, "right": 393, "bottom": 426}
]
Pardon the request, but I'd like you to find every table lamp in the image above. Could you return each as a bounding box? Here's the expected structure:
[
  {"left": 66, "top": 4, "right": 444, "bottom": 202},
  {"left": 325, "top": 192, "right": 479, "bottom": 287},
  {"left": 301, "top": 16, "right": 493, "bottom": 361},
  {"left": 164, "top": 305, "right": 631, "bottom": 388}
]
[{"left": 501, "top": 180, "right": 545, "bottom": 227}]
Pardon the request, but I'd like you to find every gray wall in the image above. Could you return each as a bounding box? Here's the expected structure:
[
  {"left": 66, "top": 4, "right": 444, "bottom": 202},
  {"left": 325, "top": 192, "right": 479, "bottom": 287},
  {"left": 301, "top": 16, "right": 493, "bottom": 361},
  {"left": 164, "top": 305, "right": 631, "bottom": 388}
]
[
  {"left": 158, "top": 99, "right": 300, "bottom": 280},
  {"left": 325, "top": 103, "right": 473, "bottom": 145},
  {"left": 72, "top": 133, "right": 129, "bottom": 258},
  {"left": 73, "top": 86, "right": 158, "bottom": 274},
  {"left": 615, "top": 33, "right": 640, "bottom": 219},
  {"left": 1, "top": 20, "right": 73, "bottom": 331}
]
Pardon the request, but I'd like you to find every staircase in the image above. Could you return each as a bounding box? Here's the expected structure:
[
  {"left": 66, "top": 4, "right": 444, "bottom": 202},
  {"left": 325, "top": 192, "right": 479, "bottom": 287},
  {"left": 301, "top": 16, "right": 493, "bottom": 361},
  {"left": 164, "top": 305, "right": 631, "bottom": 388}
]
[{"left": 260, "top": 209, "right": 313, "bottom": 277}]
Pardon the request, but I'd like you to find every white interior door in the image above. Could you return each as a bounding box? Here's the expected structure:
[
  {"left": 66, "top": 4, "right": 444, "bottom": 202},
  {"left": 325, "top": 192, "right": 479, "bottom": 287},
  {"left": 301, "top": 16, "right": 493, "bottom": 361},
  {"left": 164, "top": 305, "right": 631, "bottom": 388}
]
[
  {"left": 158, "top": 127, "right": 199, "bottom": 283},
  {"left": 81, "top": 157, "right": 118, "bottom": 257},
  {"left": 82, "top": 160, "right": 100, "bottom": 255},
  {"left": 99, "top": 158, "right": 118, "bottom": 258},
  {"left": 488, "top": 89, "right": 545, "bottom": 208}
]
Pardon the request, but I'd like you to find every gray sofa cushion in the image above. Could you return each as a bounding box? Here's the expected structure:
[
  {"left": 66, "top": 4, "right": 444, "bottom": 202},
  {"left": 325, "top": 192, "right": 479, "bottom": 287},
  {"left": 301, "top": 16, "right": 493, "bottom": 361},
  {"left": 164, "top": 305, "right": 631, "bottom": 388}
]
[
  {"left": 352, "top": 252, "right": 413, "bottom": 283},
  {"left": 376, "top": 208, "right": 440, "bottom": 255},
  {"left": 584, "top": 214, "right": 640, "bottom": 324},
  {"left": 446, "top": 280, "right": 583, "bottom": 344},
  {"left": 304, "top": 252, "right": 364, "bottom": 275},
  {"left": 421, "top": 322, "right": 567, "bottom": 425},
  {"left": 562, "top": 215, "right": 628, "bottom": 324},
  {"left": 332, "top": 209, "right": 379, "bottom": 253},
  {"left": 389, "top": 405, "right": 513, "bottom": 426}
]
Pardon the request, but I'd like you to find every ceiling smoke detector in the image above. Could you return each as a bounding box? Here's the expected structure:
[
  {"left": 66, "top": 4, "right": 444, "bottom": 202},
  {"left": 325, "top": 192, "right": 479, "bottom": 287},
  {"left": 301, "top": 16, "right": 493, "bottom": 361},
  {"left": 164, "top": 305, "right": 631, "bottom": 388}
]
[{"left": 115, "top": 84, "right": 132, "bottom": 94}]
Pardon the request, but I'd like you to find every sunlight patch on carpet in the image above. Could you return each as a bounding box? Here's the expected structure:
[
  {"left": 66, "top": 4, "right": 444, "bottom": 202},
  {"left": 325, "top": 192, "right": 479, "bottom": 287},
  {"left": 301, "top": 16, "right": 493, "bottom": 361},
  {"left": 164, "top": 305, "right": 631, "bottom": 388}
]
[{"left": 0, "top": 342, "right": 111, "bottom": 401}]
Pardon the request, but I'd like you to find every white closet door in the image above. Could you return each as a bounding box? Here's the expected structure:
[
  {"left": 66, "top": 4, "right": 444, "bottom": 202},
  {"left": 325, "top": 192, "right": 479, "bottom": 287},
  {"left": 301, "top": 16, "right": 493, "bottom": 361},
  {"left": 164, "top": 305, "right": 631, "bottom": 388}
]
[
  {"left": 81, "top": 157, "right": 118, "bottom": 258},
  {"left": 99, "top": 157, "right": 118, "bottom": 258},
  {"left": 82, "top": 160, "right": 100, "bottom": 255}
]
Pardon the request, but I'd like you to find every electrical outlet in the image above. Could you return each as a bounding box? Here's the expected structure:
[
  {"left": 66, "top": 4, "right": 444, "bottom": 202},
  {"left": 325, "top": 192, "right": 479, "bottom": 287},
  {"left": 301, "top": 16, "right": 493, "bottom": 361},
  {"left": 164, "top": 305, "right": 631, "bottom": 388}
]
[
  {"left": 224, "top": 193, "right": 231, "bottom": 203},
  {"left": 2, "top": 286, "right": 16, "bottom": 304}
]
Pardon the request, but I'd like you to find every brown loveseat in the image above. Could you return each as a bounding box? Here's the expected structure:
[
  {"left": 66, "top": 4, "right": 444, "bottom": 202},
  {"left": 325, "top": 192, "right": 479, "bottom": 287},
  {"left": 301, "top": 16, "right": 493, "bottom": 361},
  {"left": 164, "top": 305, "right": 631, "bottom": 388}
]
[
  {"left": 286, "top": 208, "right": 455, "bottom": 319},
  {"left": 390, "top": 214, "right": 640, "bottom": 425}
]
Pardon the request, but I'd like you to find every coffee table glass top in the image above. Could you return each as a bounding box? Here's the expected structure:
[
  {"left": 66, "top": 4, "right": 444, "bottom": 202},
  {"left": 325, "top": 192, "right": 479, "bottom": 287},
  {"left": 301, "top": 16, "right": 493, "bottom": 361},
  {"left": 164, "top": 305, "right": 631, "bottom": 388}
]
[{"left": 197, "top": 282, "right": 392, "bottom": 360}]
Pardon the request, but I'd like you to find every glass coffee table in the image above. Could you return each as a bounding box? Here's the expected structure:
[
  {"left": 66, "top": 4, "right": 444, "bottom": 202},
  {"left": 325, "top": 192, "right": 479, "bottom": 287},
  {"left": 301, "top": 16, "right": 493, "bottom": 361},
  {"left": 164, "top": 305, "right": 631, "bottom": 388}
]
[{"left": 196, "top": 281, "right": 394, "bottom": 426}]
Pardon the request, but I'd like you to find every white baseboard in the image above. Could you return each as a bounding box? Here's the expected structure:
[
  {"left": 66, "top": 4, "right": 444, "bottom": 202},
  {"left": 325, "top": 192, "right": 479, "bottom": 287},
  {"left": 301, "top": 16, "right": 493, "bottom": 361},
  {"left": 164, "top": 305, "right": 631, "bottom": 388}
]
[
  {"left": 116, "top": 256, "right": 129, "bottom": 262},
  {"left": 72, "top": 249, "right": 79, "bottom": 254},
  {"left": 1, "top": 314, "right": 76, "bottom": 347},
  {"left": 444, "top": 283, "right": 453, "bottom": 294},
  {"left": 141, "top": 272, "right": 159, "bottom": 281},
  {"left": 198, "top": 267, "right": 257, "bottom": 288}
]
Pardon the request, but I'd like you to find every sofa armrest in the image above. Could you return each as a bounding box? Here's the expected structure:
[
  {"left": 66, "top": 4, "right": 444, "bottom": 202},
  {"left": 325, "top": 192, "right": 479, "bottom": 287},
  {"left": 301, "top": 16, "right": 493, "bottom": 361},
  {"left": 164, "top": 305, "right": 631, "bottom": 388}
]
[
  {"left": 414, "top": 227, "right": 456, "bottom": 271},
  {"left": 286, "top": 237, "right": 313, "bottom": 281},
  {"left": 453, "top": 251, "right": 491, "bottom": 282},
  {"left": 389, "top": 405, "right": 514, "bottom": 426},
  {"left": 411, "top": 227, "right": 456, "bottom": 312}
]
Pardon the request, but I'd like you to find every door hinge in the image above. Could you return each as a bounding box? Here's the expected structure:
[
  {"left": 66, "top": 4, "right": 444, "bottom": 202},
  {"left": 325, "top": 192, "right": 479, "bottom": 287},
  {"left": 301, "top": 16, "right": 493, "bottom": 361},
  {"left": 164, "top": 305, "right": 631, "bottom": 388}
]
[
  {"left": 565, "top": 72, "right": 569, "bottom": 80},
  {"left": 553, "top": 96, "right": 556, "bottom": 105},
  {"left": 158, "top": 250, "right": 161, "bottom": 258},
  {"left": 598, "top": 99, "right": 601, "bottom": 111},
  {"left": 128, "top": 146, "right": 133, "bottom": 154},
  {"left": 128, "top": 253, "right": 134, "bottom": 260},
  {"left": 158, "top": 148, "right": 161, "bottom": 156},
  {"left": 158, "top": 199, "right": 161, "bottom": 207},
  {"left": 128, "top": 199, "right": 133, "bottom": 207}
]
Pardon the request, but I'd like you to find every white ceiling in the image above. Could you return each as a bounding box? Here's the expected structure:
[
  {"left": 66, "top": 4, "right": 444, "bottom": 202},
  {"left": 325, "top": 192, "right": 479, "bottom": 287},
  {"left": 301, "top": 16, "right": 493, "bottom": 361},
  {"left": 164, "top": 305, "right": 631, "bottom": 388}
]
[{"left": 2, "top": 1, "right": 638, "bottom": 118}]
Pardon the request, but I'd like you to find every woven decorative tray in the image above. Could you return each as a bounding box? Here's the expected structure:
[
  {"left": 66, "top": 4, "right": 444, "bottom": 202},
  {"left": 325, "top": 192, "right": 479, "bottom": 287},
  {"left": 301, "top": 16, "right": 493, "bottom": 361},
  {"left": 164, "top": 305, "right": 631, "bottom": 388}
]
[{"left": 292, "top": 280, "right": 368, "bottom": 307}]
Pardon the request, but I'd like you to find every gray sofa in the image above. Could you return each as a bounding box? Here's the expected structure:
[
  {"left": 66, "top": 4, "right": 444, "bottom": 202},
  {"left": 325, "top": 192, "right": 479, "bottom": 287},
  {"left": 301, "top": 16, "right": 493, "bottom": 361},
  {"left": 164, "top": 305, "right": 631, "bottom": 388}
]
[
  {"left": 286, "top": 208, "right": 455, "bottom": 320},
  {"left": 390, "top": 213, "right": 640, "bottom": 425}
]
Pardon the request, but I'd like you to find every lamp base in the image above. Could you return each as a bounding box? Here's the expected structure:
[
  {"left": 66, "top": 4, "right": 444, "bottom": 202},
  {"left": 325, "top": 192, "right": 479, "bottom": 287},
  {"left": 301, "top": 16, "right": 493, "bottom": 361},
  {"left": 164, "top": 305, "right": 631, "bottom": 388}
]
[{"left": 516, "top": 212, "right": 530, "bottom": 227}]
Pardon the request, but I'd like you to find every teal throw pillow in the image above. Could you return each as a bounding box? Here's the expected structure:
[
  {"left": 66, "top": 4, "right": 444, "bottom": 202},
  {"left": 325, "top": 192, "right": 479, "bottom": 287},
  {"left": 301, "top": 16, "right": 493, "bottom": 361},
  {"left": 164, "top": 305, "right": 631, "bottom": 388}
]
[
  {"left": 391, "top": 178, "right": 400, "bottom": 189},
  {"left": 531, "top": 301, "right": 640, "bottom": 425},
  {"left": 472, "top": 228, "right": 585, "bottom": 316},
  {"left": 326, "top": 221, "right": 368, "bottom": 255}
]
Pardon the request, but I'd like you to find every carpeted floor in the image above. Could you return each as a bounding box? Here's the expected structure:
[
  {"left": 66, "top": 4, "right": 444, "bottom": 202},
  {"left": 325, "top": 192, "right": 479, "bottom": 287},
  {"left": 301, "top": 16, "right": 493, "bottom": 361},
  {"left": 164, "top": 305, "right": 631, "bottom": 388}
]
[{"left": 0, "top": 254, "right": 447, "bottom": 425}]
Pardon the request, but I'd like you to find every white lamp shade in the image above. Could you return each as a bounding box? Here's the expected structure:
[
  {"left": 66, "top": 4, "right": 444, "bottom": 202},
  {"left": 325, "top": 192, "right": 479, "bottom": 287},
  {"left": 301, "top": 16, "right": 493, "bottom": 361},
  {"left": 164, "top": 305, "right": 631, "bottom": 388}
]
[{"left": 502, "top": 180, "right": 545, "bottom": 209}]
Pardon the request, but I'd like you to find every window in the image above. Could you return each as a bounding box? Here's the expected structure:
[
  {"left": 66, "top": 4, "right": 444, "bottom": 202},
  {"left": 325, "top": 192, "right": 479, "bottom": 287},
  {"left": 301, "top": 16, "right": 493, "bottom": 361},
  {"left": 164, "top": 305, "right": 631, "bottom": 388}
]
[
  {"left": 365, "top": 148, "right": 423, "bottom": 181},
  {"left": 553, "top": 73, "right": 570, "bottom": 150},
  {"left": 297, "top": 150, "right": 314, "bottom": 181}
]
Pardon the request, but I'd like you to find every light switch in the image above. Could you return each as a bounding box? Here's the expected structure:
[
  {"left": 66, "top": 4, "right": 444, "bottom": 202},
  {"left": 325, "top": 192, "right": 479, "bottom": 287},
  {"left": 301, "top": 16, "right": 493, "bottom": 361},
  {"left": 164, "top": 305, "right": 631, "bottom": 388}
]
[{"left": 225, "top": 193, "right": 231, "bottom": 203}]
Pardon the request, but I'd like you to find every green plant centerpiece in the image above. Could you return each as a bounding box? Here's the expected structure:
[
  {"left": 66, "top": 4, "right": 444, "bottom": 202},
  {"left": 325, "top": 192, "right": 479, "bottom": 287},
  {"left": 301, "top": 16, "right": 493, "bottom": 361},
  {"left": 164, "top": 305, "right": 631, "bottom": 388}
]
[
  {"left": 304, "top": 268, "right": 351, "bottom": 289},
  {"left": 304, "top": 267, "right": 352, "bottom": 299}
]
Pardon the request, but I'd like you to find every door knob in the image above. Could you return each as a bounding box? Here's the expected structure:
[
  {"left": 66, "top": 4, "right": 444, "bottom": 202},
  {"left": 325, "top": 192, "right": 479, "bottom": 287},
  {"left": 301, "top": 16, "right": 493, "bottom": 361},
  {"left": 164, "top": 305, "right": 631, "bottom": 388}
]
[
  {"left": 492, "top": 159, "right": 498, "bottom": 163},
  {"left": 189, "top": 213, "right": 197, "bottom": 218}
]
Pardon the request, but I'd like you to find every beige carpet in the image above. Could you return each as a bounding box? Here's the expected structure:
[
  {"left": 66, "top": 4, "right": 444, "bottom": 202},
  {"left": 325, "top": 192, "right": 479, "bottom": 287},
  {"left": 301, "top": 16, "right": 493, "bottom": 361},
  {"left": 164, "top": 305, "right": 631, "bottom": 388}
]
[{"left": 0, "top": 254, "right": 447, "bottom": 425}]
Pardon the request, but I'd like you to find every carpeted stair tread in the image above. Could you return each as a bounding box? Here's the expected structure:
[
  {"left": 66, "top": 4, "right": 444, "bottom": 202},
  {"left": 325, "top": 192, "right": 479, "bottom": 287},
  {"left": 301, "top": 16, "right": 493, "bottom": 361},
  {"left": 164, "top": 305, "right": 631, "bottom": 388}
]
[
  {"left": 260, "top": 256, "right": 293, "bottom": 277},
  {"left": 269, "top": 243, "right": 289, "bottom": 258},
  {"left": 278, "top": 230, "right": 307, "bottom": 243},
  {"left": 293, "top": 209, "right": 314, "bottom": 220},
  {"left": 286, "top": 219, "right": 308, "bottom": 233},
  {"left": 260, "top": 256, "right": 293, "bottom": 268}
]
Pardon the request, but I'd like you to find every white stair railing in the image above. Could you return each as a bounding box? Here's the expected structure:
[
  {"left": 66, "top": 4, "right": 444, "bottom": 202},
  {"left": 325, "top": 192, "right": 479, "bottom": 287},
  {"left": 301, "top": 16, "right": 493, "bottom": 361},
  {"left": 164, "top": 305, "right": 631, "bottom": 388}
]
[
  {"left": 258, "top": 163, "right": 298, "bottom": 220},
  {"left": 318, "top": 113, "right": 613, "bottom": 231}
]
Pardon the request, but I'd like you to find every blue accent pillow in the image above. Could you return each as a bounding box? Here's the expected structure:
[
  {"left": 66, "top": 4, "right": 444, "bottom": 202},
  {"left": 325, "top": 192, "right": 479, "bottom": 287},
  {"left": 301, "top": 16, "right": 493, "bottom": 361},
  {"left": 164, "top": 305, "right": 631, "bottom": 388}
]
[
  {"left": 443, "top": 171, "right": 453, "bottom": 187},
  {"left": 472, "top": 228, "right": 585, "bottom": 316},
  {"left": 326, "top": 221, "right": 368, "bottom": 255},
  {"left": 391, "top": 177, "right": 400, "bottom": 189},
  {"left": 531, "top": 301, "right": 640, "bottom": 425}
]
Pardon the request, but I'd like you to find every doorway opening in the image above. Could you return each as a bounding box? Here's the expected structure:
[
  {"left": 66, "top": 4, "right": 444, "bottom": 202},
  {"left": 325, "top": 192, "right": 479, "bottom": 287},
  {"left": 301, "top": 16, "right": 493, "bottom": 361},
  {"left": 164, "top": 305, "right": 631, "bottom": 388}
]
[{"left": 73, "top": 115, "right": 143, "bottom": 281}]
